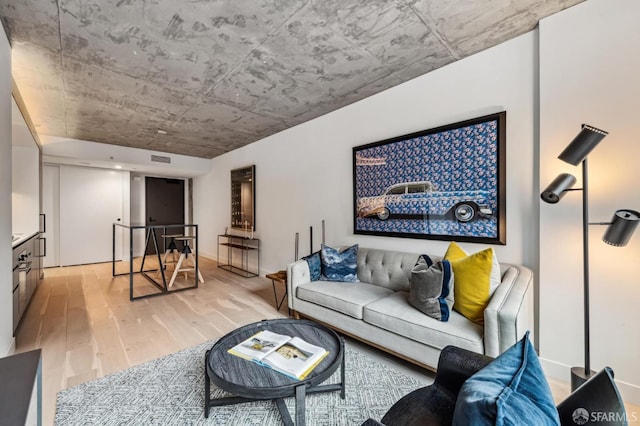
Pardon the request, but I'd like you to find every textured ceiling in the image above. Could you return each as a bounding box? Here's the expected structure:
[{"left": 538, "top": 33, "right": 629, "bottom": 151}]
[{"left": 1, "top": 0, "right": 582, "bottom": 159}]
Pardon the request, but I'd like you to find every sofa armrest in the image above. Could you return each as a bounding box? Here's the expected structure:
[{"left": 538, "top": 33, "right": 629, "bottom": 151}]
[
  {"left": 483, "top": 264, "right": 533, "bottom": 357},
  {"left": 287, "top": 259, "right": 311, "bottom": 310},
  {"left": 434, "top": 346, "right": 493, "bottom": 397}
]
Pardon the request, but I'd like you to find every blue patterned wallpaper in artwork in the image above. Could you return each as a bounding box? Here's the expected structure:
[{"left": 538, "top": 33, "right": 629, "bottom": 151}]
[{"left": 354, "top": 116, "right": 503, "bottom": 240}]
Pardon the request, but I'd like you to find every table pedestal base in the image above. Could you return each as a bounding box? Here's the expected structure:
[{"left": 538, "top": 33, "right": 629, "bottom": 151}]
[{"left": 204, "top": 350, "right": 345, "bottom": 426}]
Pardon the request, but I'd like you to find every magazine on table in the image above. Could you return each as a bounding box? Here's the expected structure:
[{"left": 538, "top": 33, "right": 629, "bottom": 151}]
[{"left": 228, "top": 329, "right": 329, "bottom": 380}]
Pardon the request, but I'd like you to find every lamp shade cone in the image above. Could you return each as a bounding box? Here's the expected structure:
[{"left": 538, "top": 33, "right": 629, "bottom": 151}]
[
  {"left": 603, "top": 209, "right": 640, "bottom": 246},
  {"left": 558, "top": 125, "right": 608, "bottom": 166},
  {"left": 541, "top": 173, "right": 577, "bottom": 203}
]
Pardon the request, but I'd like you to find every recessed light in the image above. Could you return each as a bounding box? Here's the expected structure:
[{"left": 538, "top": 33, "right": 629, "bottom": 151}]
[{"left": 115, "top": 165, "right": 122, "bottom": 169}]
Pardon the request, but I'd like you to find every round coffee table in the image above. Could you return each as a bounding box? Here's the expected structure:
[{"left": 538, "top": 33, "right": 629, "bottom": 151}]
[{"left": 204, "top": 318, "right": 345, "bottom": 425}]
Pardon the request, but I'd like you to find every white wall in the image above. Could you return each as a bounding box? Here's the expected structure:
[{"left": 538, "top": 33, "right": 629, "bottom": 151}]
[
  {"left": 129, "top": 174, "right": 146, "bottom": 257},
  {"left": 1, "top": 25, "right": 14, "bottom": 355},
  {"left": 194, "top": 32, "right": 537, "bottom": 275},
  {"left": 539, "top": 0, "right": 640, "bottom": 404},
  {"left": 42, "top": 164, "right": 130, "bottom": 266}
]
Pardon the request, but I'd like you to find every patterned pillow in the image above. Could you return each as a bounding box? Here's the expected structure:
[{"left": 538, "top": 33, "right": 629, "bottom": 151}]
[
  {"left": 320, "top": 244, "right": 358, "bottom": 282},
  {"left": 409, "top": 256, "right": 455, "bottom": 322},
  {"left": 302, "top": 251, "right": 321, "bottom": 281}
]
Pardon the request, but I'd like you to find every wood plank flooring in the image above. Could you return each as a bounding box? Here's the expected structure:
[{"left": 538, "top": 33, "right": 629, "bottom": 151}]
[
  {"left": 14, "top": 256, "right": 640, "bottom": 425},
  {"left": 15, "top": 256, "right": 289, "bottom": 425}
]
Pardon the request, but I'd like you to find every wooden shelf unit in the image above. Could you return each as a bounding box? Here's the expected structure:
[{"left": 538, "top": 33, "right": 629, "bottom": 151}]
[{"left": 217, "top": 234, "right": 260, "bottom": 277}]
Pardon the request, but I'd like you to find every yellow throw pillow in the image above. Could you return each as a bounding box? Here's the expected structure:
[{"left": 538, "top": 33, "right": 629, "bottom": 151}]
[{"left": 444, "top": 242, "right": 499, "bottom": 324}]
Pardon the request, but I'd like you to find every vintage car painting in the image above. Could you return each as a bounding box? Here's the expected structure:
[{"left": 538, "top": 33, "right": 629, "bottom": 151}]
[{"left": 356, "top": 181, "right": 493, "bottom": 223}]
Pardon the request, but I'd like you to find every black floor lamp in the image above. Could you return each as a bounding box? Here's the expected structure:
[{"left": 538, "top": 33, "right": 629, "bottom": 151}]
[{"left": 541, "top": 124, "right": 640, "bottom": 391}]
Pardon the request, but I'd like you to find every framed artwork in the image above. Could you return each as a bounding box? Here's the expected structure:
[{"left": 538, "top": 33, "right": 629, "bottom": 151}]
[{"left": 353, "top": 112, "right": 506, "bottom": 244}]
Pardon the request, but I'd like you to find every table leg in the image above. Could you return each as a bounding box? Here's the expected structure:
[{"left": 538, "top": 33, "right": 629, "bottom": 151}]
[
  {"left": 271, "top": 280, "right": 278, "bottom": 308},
  {"left": 340, "top": 342, "right": 346, "bottom": 399},
  {"left": 295, "top": 384, "right": 306, "bottom": 426},
  {"left": 275, "top": 398, "right": 294, "bottom": 426},
  {"left": 204, "top": 350, "right": 210, "bottom": 418},
  {"left": 168, "top": 254, "right": 186, "bottom": 288},
  {"left": 270, "top": 278, "right": 289, "bottom": 313}
]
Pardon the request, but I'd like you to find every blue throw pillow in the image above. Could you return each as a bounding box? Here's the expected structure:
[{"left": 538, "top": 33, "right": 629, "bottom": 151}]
[
  {"left": 320, "top": 244, "right": 358, "bottom": 282},
  {"left": 302, "top": 251, "right": 321, "bottom": 281},
  {"left": 452, "top": 331, "right": 560, "bottom": 426}
]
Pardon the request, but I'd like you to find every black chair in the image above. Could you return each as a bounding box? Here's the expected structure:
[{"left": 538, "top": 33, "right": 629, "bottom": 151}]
[{"left": 362, "top": 346, "right": 628, "bottom": 426}]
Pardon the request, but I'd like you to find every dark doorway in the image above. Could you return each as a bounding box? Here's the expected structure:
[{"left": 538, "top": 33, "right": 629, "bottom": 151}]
[{"left": 145, "top": 177, "right": 185, "bottom": 254}]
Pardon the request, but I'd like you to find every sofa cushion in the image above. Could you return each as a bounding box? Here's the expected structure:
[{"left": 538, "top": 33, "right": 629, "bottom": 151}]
[
  {"left": 444, "top": 242, "right": 500, "bottom": 324},
  {"left": 452, "top": 331, "right": 559, "bottom": 426},
  {"left": 296, "top": 281, "right": 394, "bottom": 319},
  {"left": 363, "top": 291, "right": 483, "bottom": 353},
  {"left": 409, "top": 259, "right": 455, "bottom": 322},
  {"left": 356, "top": 248, "right": 425, "bottom": 292},
  {"left": 302, "top": 251, "right": 321, "bottom": 281},
  {"left": 321, "top": 244, "right": 359, "bottom": 282}
]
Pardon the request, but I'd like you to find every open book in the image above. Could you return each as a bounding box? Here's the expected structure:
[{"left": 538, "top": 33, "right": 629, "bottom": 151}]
[{"left": 228, "top": 329, "right": 329, "bottom": 380}]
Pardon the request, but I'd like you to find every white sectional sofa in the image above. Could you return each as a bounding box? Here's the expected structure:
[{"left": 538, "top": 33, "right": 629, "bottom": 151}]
[{"left": 287, "top": 247, "right": 533, "bottom": 370}]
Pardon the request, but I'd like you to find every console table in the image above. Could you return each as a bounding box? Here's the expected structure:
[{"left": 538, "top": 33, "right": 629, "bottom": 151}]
[{"left": 217, "top": 234, "right": 260, "bottom": 277}]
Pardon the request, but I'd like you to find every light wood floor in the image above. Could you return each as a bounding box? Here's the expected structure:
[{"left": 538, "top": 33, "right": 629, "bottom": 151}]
[
  {"left": 14, "top": 257, "right": 639, "bottom": 425},
  {"left": 15, "top": 256, "right": 290, "bottom": 425}
]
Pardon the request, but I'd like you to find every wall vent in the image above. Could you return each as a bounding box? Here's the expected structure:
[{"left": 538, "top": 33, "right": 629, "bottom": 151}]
[{"left": 150, "top": 154, "right": 171, "bottom": 164}]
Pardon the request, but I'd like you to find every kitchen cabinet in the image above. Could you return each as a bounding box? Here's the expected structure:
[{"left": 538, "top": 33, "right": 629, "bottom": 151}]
[
  {"left": 11, "top": 97, "right": 40, "bottom": 237},
  {"left": 13, "top": 233, "right": 39, "bottom": 334}
]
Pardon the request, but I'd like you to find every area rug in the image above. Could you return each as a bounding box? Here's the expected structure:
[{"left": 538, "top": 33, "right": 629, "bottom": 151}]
[{"left": 55, "top": 340, "right": 430, "bottom": 425}]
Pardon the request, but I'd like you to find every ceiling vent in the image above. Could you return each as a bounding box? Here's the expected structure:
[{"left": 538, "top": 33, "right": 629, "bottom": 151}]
[{"left": 150, "top": 154, "right": 171, "bottom": 164}]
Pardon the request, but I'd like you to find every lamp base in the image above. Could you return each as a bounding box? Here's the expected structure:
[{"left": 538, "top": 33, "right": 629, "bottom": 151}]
[{"left": 571, "top": 366, "right": 597, "bottom": 391}]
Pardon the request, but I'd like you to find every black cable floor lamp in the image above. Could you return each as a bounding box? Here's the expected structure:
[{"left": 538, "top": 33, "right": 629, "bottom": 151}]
[{"left": 541, "top": 124, "right": 640, "bottom": 391}]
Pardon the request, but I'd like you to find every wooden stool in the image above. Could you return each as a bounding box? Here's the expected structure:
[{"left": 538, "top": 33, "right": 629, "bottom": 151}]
[
  {"left": 169, "top": 236, "right": 204, "bottom": 288},
  {"left": 154, "top": 233, "right": 182, "bottom": 281},
  {"left": 161, "top": 233, "right": 182, "bottom": 268}
]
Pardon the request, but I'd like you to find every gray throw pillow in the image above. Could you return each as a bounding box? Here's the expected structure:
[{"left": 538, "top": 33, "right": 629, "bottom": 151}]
[{"left": 409, "top": 258, "right": 455, "bottom": 322}]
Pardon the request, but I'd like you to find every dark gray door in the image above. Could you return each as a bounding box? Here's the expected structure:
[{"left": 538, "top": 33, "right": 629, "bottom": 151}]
[{"left": 145, "top": 177, "right": 185, "bottom": 254}]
